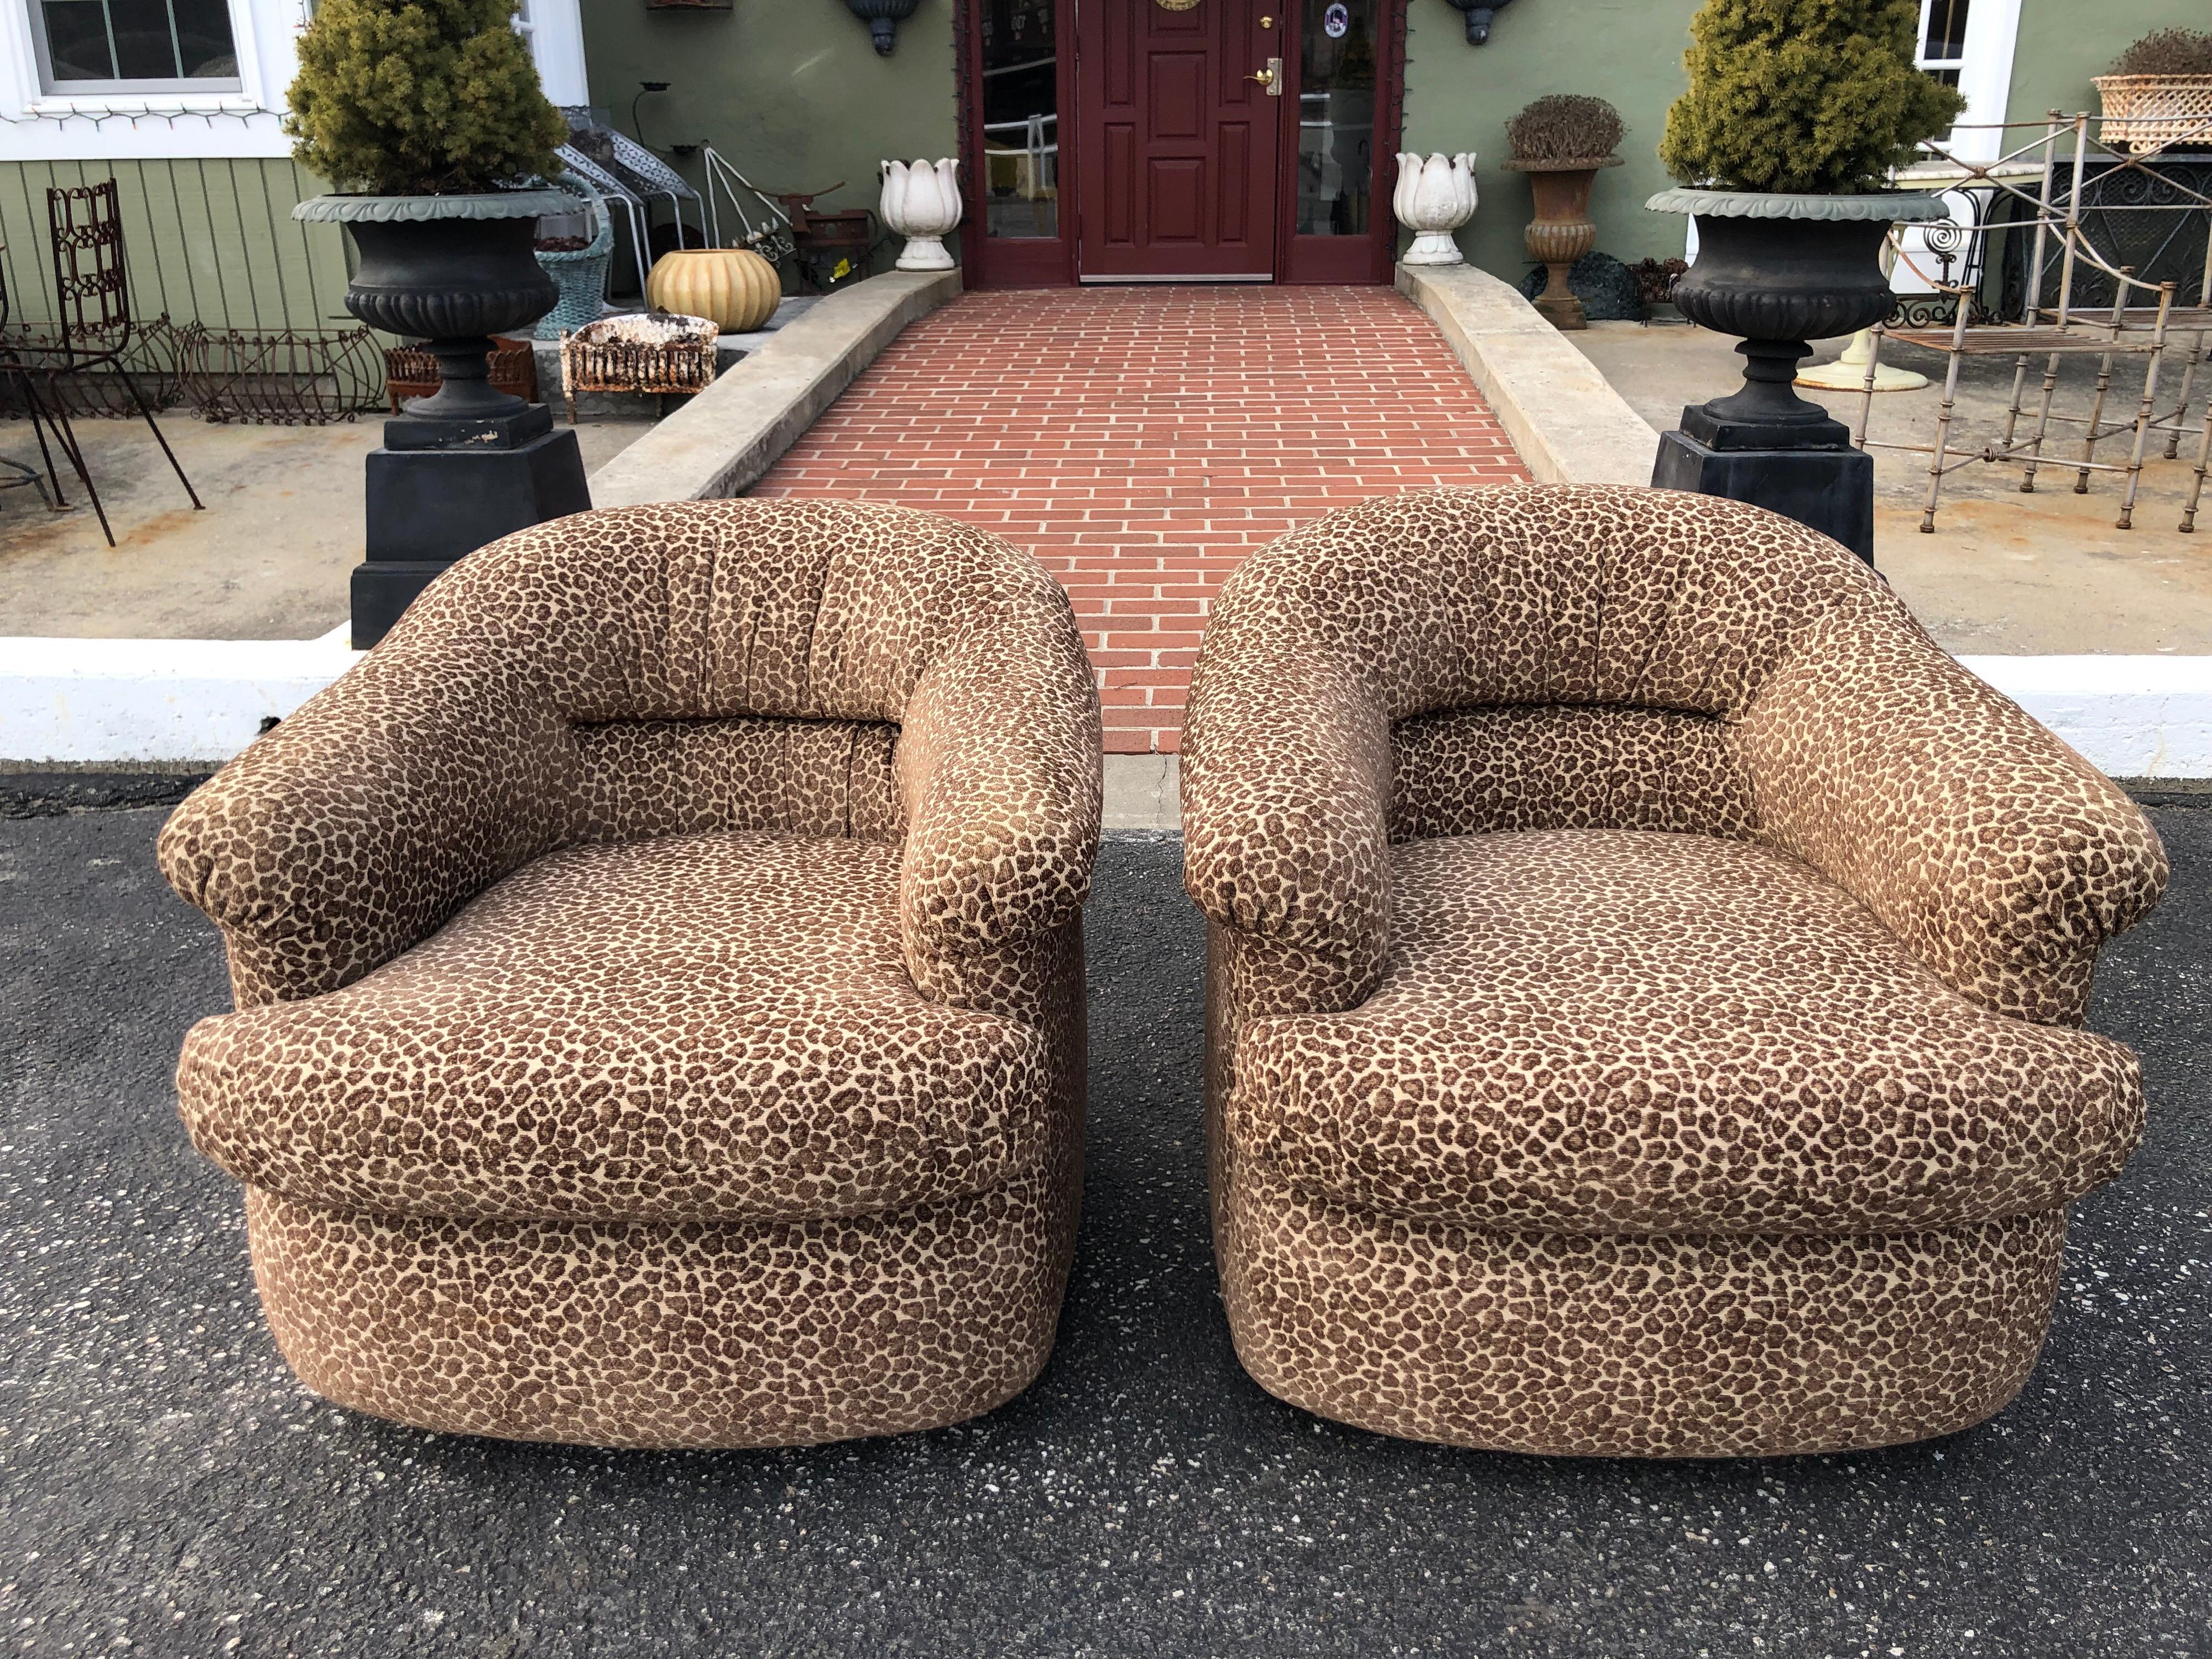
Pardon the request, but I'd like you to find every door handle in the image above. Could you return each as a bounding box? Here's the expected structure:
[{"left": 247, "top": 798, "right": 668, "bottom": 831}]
[{"left": 1249, "top": 56, "right": 1283, "bottom": 95}]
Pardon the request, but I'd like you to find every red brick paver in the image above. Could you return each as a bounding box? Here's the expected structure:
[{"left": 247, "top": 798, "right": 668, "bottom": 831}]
[{"left": 753, "top": 286, "right": 1527, "bottom": 753}]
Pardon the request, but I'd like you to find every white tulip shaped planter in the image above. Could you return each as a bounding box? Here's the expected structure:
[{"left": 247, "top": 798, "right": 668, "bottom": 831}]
[
  {"left": 880, "top": 159, "right": 963, "bottom": 272},
  {"left": 1395, "top": 152, "right": 1479, "bottom": 267}
]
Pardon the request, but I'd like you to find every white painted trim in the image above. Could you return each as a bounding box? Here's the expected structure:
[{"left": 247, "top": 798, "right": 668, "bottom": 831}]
[
  {"left": 0, "top": 0, "right": 301, "bottom": 159},
  {"left": 1944, "top": 0, "right": 2023, "bottom": 162},
  {"left": 0, "top": 626, "right": 358, "bottom": 766},
  {"left": 1957, "top": 655, "right": 2212, "bottom": 781},
  {"left": 520, "top": 0, "right": 588, "bottom": 107},
  {"left": 4, "top": 634, "right": 2204, "bottom": 784},
  {"left": 0, "top": 0, "right": 580, "bottom": 160}
]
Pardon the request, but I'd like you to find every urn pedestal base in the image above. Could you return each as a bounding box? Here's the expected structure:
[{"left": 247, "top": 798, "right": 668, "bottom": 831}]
[
  {"left": 354, "top": 404, "right": 591, "bottom": 648},
  {"left": 1652, "top": 422, "right": 1874, "bottom": 566}
]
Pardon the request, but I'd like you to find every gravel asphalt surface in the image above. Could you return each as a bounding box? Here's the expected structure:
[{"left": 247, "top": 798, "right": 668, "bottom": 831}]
[{"left": 3, "top": 805, "right": 2207, "bottom": 1657}]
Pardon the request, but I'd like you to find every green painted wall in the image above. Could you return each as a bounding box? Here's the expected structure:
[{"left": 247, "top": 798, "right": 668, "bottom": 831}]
[
  {"left": 0, "top": 158, "right": 350, "bottom": 332},
  {"left": 1400, "top": 0, "right": 1702, "bottom": 282},
  {"left": 579, "top": 0, "right": 959, "bottom": 281},
  {"left": 2007, "top": 2, "right": 2205, "bottom": 129},
  {"left": 2, "top": 0, "right": 2161, "bottom": 328}
]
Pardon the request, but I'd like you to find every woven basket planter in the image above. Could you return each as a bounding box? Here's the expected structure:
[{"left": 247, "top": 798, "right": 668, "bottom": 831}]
[
  {"left": 384, "top": 335, "right": 539, "bottom": 412},
  {"left": 534, "top": 174, "right": 616, "bottom": 342},
  {"left": 2094, "top": 75, "right": 2212, "bottom": 153}
]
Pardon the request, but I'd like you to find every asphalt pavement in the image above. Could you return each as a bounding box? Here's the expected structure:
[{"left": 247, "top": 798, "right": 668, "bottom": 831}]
[{"left": 2, "top": 804, "right": 2206, "bottom": 1658}]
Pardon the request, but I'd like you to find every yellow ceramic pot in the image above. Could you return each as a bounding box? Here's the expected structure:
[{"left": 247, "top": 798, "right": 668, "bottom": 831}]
[{"left": 644, "top": 247, "right": 780, "bottom": 333}]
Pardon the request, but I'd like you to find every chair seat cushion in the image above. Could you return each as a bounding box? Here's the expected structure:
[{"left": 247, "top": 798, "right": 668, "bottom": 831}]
[
  {"left": 178, "top": 833, "right": 1052, "bottom": 1225},
  {"left": 1229, "top": 830, "right": 2143, "bottom": 1237}
]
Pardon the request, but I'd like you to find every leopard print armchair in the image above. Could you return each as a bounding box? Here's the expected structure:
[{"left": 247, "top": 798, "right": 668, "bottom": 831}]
[
  {"left": 1182, "top": 484, "right": 2167, "bottom": 1459},
  {"left": 159, "top": 498, "right": 1103, "bottom": 1449}
]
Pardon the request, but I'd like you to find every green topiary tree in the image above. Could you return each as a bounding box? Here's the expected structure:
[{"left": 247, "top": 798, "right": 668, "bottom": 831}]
[
  {"left": 1659, "top": 0, "right": 1966, "bottom": 194},
  {"left": 286, "top": 0, "right": 568, "bottom": 195}
]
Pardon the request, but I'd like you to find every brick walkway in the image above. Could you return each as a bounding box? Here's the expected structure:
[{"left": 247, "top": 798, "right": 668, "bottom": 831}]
[{"left": 753, "top": 286, "right": 1527, "bottom": 753}]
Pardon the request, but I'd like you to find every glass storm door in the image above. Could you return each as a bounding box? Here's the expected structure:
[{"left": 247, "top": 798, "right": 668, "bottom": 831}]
[
  {"left": 975, "top": 0, "right": 1071, "bottom": 284},
  {"left": 1075, "top": 0, "right": 1284, "bottom": 280},
  {"left": 1280, "top": 0, "right": 1388, "bottom": 281}
]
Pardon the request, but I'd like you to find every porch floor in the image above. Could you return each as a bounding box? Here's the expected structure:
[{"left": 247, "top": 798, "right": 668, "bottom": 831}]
[{"left": 750, "top": 285, "right": 1529, "bottom": 754}]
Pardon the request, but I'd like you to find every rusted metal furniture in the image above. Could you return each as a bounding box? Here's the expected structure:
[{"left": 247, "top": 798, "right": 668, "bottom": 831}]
[
  {"left": 2, "top": 181, "right": 201, "bottom": 546},
  {"left": 0, "top": 239, "right": 58, "bottom": 509},
  {"left": 557, "top": 312, "right": 718, "bottom": 423},
  {"left": 383, "top": 336, "right": 540, "bottom": 413},
  {"left": 1857, "top": 118, "right": 2186, "bottom": 534},
  {"left": 775, "top": 189, "right": 878, "bottom": 291}
]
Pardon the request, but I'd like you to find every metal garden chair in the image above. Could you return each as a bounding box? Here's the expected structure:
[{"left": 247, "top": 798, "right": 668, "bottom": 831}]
[{"left": 2, "top": 180, "right": 201, "bottom": 546}]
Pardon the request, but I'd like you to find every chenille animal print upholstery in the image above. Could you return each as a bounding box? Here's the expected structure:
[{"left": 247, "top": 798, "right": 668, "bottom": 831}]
[
  {"left": 1182, "top": 484, "right": 2167, "bottom": 1459},
  {"left": 159, "top": 498, "right": 1103, "bottom": 1449}
]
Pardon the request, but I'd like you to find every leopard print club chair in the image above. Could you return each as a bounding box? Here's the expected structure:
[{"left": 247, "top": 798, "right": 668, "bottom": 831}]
[
  {"left": 159, "top": 498, "right": 1103, "bottom": 1449},
  {"left": 1182, "top": 484, "right": 2168, "bottom": 1459}
]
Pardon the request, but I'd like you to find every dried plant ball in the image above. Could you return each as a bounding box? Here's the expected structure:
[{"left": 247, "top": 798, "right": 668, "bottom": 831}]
[
  {"left": 1506, "top": 95, "right": 1625, "bottom": 164},
  {"left": 2111, "top": 30, "right": 2212, "bottom": 78}
]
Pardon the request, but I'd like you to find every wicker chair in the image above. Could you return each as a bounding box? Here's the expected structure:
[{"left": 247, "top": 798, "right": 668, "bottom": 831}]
[
  {"left": 1182, "top": 484, "right": 2167, "bottom": 1459},
  {"left": 161, "top": 498, "right": 1103, "bottom": 1449}
]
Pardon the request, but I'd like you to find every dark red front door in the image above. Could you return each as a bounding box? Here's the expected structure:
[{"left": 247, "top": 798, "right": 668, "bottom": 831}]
[{"left": 1074, "top": 0, "right": 1282, "bottom": 280}]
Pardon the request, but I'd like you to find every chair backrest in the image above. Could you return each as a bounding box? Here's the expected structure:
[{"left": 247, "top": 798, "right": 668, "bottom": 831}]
[
  {"left": 387, "top": 496, "right": 1074, "bottom": 846},
  {"left": 46, "top": 180, "right": 132, "bottom": 354},
  {"left": 1201, "top": 485, "right": 1902, "bottom": 840}
]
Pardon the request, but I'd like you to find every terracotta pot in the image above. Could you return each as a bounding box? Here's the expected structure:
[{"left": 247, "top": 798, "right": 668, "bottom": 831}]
[
  {"left": 1503, "top": 156, "right": 1621, "bottom": 331},
  {"left": 645, "top": 247, "right": 781, "bottom": 334}
]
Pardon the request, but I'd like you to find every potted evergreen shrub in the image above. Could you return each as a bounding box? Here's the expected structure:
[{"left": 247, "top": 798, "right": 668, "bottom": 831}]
[
  {"left": 287, "top": 0, "right": 571, "bottom": 420},
  {"left": 2096, "top": 30, "right": 2212, "bottom": 154},
  {"left": 1648, "top": 0, "right": 1959, "bottom": 439},
  {"left": 1501, "top": 95, "right": 1625, "bottom": 331}
]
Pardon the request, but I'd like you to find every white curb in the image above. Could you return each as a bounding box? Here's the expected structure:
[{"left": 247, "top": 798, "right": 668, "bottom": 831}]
[
  {"left": 1958, "top": 656, "right": 2212, "bottom": 782},
  {"left": 0, "top": 626, "right": 359, "bottom": 768},
  {"left": 2, "top": 636, "right": 2207, "bottom": 785}
]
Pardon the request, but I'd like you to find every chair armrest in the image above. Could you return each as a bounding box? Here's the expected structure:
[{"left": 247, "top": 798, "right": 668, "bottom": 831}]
[
  {"left": 1733, "top": 614, "right": 2168, "bottom": 1025},
  {"left": 895, "top": 600, "right": 1103, "bottom": 1014},
  {"left": 1181, "top": 646, "right": 1393, "bottom": 1016},
  {"left": 158, "top": 645, "right": 580, "bottom": 1007}
]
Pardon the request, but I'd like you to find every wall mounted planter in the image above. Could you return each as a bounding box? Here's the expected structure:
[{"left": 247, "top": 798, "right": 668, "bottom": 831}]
[
  {"left": 1439, "top": 0, "right": 1514, "bottom": 44},
  {"left": 845, "top": 0, "right": 920, "bottom": 54}
]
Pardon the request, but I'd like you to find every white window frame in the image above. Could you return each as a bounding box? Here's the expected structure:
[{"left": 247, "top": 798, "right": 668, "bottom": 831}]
[
  {"left": 26, "top": 0, "right": 248, "bottom": 96},
  {"left": 1886, "top": 0, "right": 2023, "bottom": 294},
  {"left": 1916, "top": 0, "right": 2022, "bottom": 164},
  {"left": 1, "top": 0, "right": 585, "bottom": 161}
]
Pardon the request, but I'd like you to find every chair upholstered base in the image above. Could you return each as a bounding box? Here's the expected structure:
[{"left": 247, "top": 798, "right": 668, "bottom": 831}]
[
  {"left": 1213, "top": 1161, "right": 2066, "bottom": 1459},
  {"left": 244, "top": 1153, "right": 1081, "bottom": 1449}
]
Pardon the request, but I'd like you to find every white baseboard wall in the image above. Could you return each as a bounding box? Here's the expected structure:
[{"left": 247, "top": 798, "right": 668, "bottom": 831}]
[{"left": 3, "top": 637, "right": 2206, "bottom": 813}]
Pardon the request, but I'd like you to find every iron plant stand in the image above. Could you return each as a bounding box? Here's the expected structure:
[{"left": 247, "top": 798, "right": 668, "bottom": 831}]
[
  {"left": 297, "top": 192, "right": 589, "bottom": 647},
  {"left": 1647, "top": 187, "right": 1948, "bottom": 564}
]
